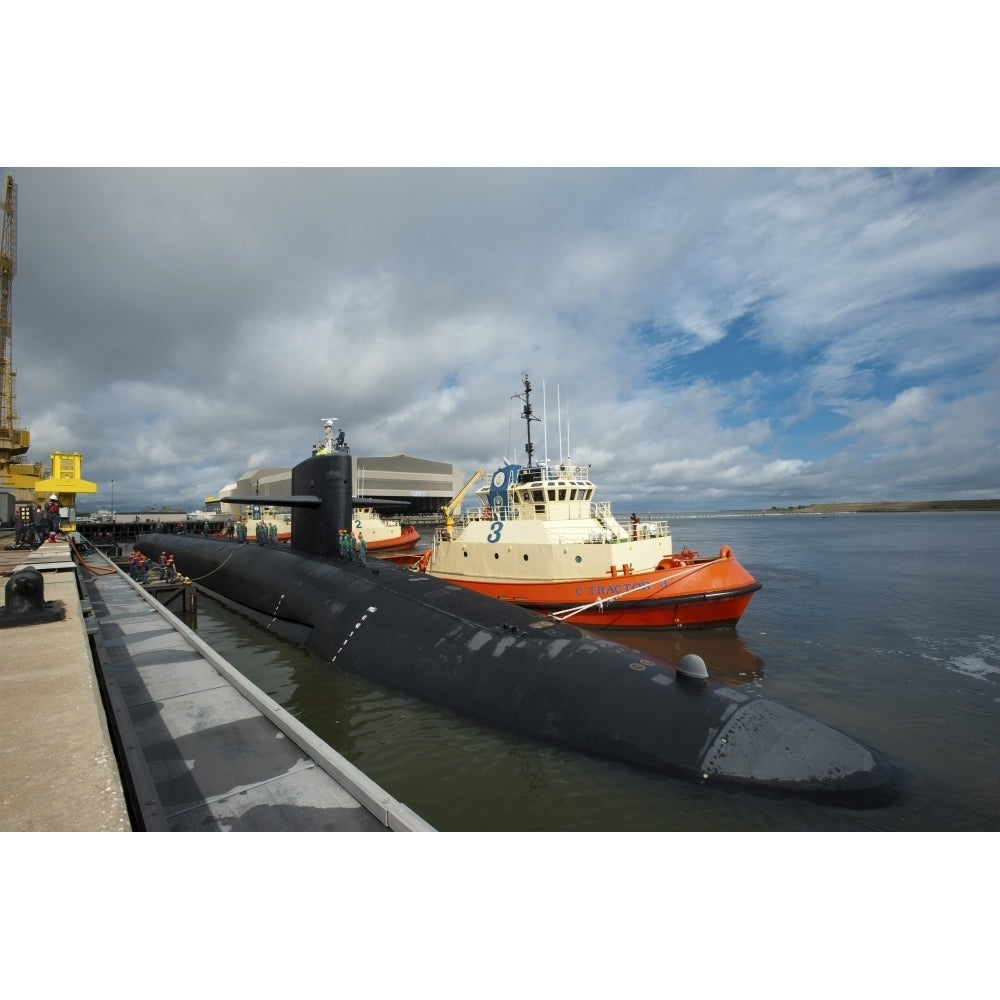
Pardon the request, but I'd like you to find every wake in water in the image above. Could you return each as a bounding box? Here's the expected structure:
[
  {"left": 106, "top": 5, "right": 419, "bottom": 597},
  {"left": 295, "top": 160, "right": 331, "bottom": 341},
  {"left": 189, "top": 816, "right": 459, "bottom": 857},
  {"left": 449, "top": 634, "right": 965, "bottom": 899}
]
[{"left": 916, "top": 633, "right": 1000, "bottom": 684}]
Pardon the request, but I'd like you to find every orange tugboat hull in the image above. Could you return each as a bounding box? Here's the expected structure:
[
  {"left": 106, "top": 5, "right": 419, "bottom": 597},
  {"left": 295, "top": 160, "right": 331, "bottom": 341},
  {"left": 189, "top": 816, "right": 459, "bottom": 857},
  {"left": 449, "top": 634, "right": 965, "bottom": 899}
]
[
  {"left": 432, "top": 552, "right": 761, "bottom": 630},
  {"left": 365, "top": 524, "right": 421, "bottom": 552},
  {"left": 248, "top": 524, "right": 419, "bottom": 550}
]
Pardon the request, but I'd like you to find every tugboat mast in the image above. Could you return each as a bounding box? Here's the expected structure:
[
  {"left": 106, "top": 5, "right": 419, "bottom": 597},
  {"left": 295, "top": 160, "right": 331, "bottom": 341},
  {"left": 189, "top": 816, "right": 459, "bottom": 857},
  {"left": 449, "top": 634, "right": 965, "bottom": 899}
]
[{"left": 514, "top": 373, "right": 540, "bottom": 470}]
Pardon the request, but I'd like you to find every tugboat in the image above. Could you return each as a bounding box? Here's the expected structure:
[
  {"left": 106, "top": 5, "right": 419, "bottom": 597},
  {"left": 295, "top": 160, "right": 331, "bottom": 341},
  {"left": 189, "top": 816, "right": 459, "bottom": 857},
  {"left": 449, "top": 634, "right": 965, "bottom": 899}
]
[
  {"left": 348, "top": 503, "right": 421, "bottom": 552},
  {"left": 408, "top": 374, "right": 760, "bottom": 629}
]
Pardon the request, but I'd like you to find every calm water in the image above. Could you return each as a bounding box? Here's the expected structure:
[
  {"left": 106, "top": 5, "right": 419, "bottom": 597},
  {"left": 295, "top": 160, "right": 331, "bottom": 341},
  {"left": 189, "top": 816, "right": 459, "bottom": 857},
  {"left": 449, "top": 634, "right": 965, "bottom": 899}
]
[{"left": 190, "top": 512, "right": 1000, "bottom": 831}]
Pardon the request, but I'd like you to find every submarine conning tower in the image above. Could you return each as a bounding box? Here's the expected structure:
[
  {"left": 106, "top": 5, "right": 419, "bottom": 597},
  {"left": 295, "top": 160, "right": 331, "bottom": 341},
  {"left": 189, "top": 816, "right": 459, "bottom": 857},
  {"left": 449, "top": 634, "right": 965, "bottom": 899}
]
[
  {"left": 290, "top": 452, "right": 352, "bottom": 557},
  {"left": 223, "top": 450, "right": 355, "bottom": 557}
]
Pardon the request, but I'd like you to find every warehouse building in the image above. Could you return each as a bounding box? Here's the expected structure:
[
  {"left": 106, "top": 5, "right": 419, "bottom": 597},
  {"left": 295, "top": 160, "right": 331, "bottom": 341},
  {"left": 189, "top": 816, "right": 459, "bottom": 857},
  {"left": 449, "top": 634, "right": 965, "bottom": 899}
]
[{"left": 218, "top": 454, "right": 466, "bottom": 516}]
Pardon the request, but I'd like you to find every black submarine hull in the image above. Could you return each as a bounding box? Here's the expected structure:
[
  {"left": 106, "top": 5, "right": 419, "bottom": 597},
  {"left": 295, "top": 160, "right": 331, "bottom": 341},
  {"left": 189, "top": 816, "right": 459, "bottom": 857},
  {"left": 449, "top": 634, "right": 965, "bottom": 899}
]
[{"left": 136, "top": 532, "right": 894, "bottom": 804}]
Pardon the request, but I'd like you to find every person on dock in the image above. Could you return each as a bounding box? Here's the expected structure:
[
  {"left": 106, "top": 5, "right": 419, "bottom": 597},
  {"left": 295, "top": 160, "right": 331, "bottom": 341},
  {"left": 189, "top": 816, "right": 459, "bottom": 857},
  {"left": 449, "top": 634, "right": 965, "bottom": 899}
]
[
  {"left": 129, "top": 551, "right": 149, "bottom": 582},
  {"left": 45, "top": 494, "right": 61, "bottom": 539}
]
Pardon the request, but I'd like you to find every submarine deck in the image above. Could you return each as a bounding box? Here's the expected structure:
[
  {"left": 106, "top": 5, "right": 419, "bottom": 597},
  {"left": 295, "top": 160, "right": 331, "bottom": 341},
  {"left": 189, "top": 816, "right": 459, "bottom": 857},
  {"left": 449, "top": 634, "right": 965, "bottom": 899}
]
[{"left": 0, "top": 532, "right": 432, "bottom": 832}]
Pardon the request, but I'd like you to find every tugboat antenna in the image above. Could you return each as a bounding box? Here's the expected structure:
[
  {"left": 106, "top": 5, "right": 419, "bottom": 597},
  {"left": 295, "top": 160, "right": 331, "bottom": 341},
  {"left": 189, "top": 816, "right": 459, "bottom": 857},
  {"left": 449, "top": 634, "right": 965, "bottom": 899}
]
[
  {"left": 542, "top": 379, "right": 548, "bottom": 469},
  {"left": 514, "top": 373, "right": 540, "bottom": 469},
  {"left": 557, "top": 384, "right": 563, "bottom": 467}
]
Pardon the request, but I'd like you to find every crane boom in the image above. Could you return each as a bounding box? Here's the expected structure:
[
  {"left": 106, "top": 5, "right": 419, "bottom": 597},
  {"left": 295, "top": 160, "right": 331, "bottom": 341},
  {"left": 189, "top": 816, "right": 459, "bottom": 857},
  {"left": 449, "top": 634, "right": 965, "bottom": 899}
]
[
  {"left": 441, "top": 468, "right": 484, "bottom": 533},
  {"left": 2, "top": 174, "right": 30, "bottom": 461}
]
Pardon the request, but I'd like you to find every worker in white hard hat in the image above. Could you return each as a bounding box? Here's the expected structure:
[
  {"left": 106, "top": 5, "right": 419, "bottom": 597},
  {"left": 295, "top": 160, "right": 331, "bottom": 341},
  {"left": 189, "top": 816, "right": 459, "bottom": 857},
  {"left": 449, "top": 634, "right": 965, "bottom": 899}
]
[{"left": 44, "top": 493, "right": 61, "bottom": 538}]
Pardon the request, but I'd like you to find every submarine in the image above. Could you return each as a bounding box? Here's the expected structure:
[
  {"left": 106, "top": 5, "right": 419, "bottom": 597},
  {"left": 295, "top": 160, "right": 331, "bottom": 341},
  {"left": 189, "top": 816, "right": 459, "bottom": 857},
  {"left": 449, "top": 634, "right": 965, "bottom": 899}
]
[{"left": 134, "top": 450, "right": 895, "bottom": 804}]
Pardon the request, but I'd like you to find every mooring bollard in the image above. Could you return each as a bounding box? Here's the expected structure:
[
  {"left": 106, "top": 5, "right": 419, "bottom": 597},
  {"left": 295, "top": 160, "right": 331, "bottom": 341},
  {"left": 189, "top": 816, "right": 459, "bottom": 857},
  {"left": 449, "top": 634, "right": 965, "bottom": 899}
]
[{"left": 0, "top": 567, "right": 65, "bottom": 627}]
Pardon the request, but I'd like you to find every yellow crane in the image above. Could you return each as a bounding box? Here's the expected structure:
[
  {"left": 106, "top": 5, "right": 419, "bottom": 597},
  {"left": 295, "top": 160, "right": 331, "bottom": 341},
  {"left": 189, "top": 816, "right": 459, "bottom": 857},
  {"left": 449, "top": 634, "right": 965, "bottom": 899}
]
[
  {"left": 1, "top": 175, "right": 96, "bottom": 524},
  {"left": 440, "top": 469, "right": 483, "bottom": 536}
]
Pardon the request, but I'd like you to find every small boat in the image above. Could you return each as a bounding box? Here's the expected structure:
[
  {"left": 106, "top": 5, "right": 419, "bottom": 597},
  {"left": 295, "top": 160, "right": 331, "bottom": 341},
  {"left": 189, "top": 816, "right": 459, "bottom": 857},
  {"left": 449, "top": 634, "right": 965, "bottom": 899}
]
[
  {"left": 240, "top": 508, "right": 292, "bottom": 542},
  {"left": 402, "top": 374, "right": 760, "bottom": 630},
  {"left": 350, "top": 503, "right": 421, "bottom": 551}
]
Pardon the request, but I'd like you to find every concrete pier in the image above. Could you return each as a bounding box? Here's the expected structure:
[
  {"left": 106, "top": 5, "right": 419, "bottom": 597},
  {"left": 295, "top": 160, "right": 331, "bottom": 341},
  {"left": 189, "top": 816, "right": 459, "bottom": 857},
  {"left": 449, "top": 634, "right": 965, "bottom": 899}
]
[
  {"left": 1, "top": 530, "right": 432, "bottom": 832},
  {"left": 1, "top": 534, "right": 131, "bottom": 831}
]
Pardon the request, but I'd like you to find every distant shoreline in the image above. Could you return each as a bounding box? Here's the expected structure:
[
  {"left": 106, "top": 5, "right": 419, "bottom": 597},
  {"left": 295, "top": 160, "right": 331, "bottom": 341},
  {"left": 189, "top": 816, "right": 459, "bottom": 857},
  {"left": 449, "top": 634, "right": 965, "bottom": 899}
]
[{"left": 766, "top": 499, "right": 1000, "bottom": 514}]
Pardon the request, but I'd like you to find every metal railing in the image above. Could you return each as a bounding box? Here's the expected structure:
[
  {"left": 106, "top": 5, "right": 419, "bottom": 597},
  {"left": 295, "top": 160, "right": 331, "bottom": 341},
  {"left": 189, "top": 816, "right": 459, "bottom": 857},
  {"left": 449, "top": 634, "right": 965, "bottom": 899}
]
[{"left": 436, "top": 503, "right": 671, "bottom": 546}]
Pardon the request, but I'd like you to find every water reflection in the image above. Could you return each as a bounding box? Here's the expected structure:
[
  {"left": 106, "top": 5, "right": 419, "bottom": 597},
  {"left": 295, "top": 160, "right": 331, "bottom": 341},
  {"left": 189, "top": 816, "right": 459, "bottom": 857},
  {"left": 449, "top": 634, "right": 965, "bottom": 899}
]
[{"left": 594, "top": 626, "right": 765, "bottom": 686}]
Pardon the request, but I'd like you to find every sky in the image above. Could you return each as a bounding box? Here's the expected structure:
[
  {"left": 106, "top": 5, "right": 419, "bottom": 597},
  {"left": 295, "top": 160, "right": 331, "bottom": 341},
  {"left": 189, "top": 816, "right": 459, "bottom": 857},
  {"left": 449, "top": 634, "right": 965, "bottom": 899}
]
[
  {"left": 5, "top": 166, "right": 997, "bottom": 514},
  {"left": 4, "top": 8, "right": 999, "bottom": 515}
]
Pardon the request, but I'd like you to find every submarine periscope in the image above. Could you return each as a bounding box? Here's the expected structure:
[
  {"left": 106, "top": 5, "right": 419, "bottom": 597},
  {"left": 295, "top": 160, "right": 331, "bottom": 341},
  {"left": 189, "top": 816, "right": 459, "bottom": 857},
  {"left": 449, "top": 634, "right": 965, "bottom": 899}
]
[{"left": 135, "top": 451, "right": 895, "bottom": 804}]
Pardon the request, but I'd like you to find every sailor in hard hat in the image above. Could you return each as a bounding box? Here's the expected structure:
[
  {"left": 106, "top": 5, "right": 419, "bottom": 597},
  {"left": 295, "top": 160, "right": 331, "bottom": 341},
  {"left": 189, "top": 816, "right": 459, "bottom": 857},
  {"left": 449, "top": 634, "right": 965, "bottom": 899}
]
[{"left": 44, "top": 494, "right": 61, "bottom": 537}]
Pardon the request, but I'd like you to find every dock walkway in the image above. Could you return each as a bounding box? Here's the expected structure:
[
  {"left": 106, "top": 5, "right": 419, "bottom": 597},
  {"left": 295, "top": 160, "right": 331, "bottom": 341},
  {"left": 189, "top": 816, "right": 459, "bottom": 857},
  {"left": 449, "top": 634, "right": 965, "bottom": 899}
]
[
  {"left": 1, "top": 534, "right": 130, "bottom": 831},
  {"left": 1, "top": 532, "right": 432, "bottom": 832}
]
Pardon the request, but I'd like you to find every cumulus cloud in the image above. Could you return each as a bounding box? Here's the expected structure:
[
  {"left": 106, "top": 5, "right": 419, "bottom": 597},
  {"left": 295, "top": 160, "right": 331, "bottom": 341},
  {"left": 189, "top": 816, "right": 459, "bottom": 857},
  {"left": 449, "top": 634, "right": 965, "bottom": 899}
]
[{"left": 3, "top": 167, "right": 998, "bottom": 511}]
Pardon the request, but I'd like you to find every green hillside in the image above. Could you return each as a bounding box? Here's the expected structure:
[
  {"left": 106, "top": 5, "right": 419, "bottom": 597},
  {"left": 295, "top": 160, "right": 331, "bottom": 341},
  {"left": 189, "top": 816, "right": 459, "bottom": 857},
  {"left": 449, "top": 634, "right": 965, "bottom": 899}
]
[{"left": 768, "top": 499, "right": 1000, "bottom": 513}]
